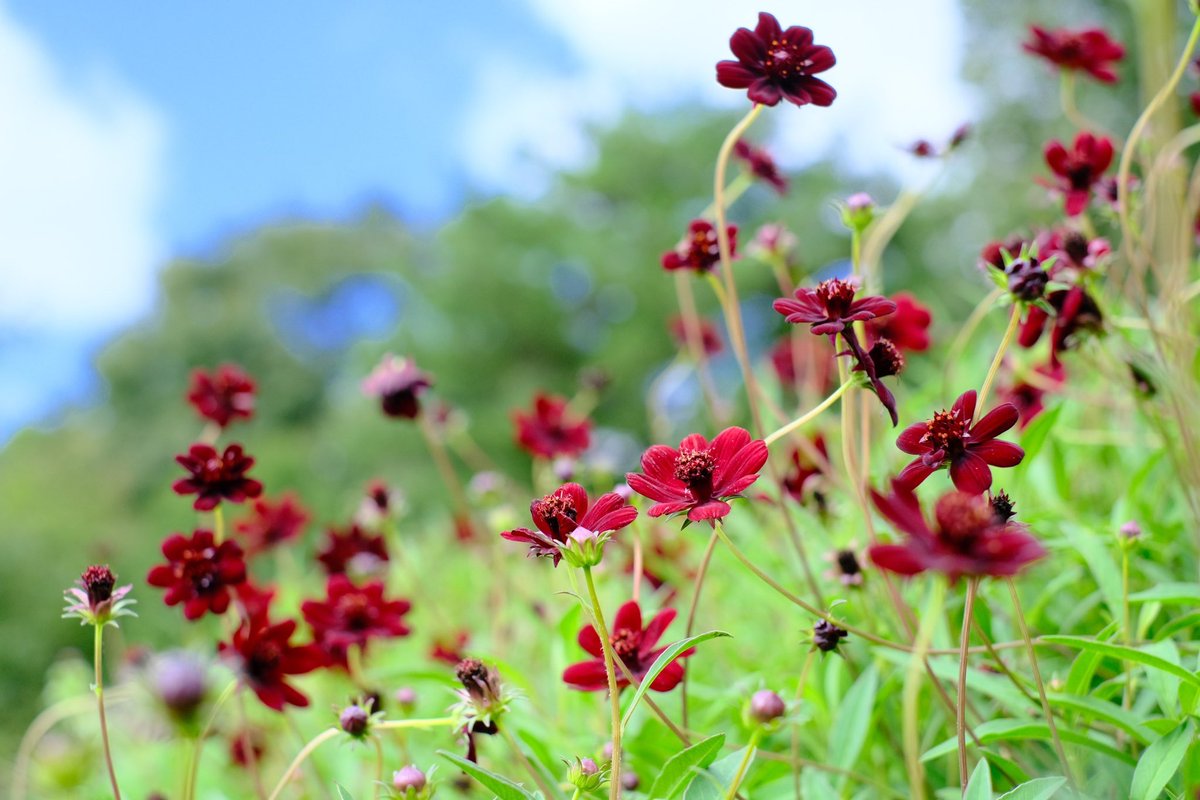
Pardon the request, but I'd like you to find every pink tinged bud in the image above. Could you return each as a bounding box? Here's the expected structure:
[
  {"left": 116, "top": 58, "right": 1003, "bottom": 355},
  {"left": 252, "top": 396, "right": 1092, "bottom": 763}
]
[
  {"left": 394, "top": 687, "right": 417, "bottom": 709},
  {"left": 750, "top": 689, "right": 786, "bottom": 722},
  {"left": 393, "top": 766, "right": 427, "bottom": 791},
  {"left": 579, "top": 757, "right": 599, "bottom": 775},
  {"left": 846, "top": 192, "right": 874, "bottom": 211},
  {"left": 1120, "top": 520, "right": 1143, "bottom": 540},
  {"left": 339, "top": 704, "right": 370, "bottom": 736}
]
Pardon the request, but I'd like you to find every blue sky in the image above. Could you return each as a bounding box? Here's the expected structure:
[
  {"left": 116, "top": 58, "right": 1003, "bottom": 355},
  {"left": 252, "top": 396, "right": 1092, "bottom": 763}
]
[{"left": 0, "top": 0, "right": 972, "bottom": 441}]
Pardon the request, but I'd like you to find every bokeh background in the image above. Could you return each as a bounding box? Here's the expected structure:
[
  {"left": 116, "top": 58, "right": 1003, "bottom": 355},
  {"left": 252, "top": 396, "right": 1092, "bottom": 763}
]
[{"left": 0, "top": 0, "right": 1143, "bottom": 773}]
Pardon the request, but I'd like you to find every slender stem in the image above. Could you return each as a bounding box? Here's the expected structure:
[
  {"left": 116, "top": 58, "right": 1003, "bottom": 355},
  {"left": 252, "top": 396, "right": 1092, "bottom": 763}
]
[
  {"left": 240, "top": 689, "right": 268, "bottom": 800},
  {"left": 674, "top": 270, "right": 724, "bottom": 424},
  {"left": 631, "top": 526, "right": 644, "bottom": 604},
  {"left": 267, "top": 728, "right": 340, "bottom": 800},
  {"left": 681, "top": 528, "right": 719, "bottom": 731},
  {"left": 93, "top": 624, "right": 122, "bottom": 800},
  {"left": 791, "top": 650, "right": 816, "bottom": 799},
  {"left": 713, "top": 104, "right": 767, "bottom": 436},
  {"left": 583, "top": 566, "right": 623, "bottom": 800},
  {"left": 763, "top": 381, "right": 853, "bottom": 447},
  {"left": 1121, "top": 546, "right": 1136, "bottom": 753},
  {"left": 374, "top": 717, "right": 458, "bottom": 732},
  {"left": 417, "top": 413, "right": 476, "bottom": 538},
  {"left": 943, "top": 289, "right": 1004, "bottom": 397},
  {"left": 184, "top": 679, "right": 237, "bottom": 800},
  {"left": 903, "top": 578, "right": 946, "bottom": 800},
  {"left": 957, "top": 579, "right": 979, "bottom": 796},
  {"left": 723, "top": 729, "right": 762, "bottom": 800},
  {"left": 1007, "top": 580, "right": 1073, "bottom": 787},
  {"left": 977, "top": 305, "right": 1020, "bottom": 412},
  {"left": 500, "top": 725, "right": 560, "bottom": 800},
  {"left": 372, "top": 737, "right": 384, "bottom": 800},
  {"left": 213, "top": 505, "right": 225, "bottom": 544}
]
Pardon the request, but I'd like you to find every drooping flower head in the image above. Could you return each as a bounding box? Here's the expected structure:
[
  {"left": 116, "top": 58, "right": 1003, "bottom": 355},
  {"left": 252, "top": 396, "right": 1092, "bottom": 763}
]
[
  {"left": 733, "top": 139, "right": 788, "bottom": 193},
  {"left": 661, "top": 219, "right": 737, "bottom": 274},
  {"left": 869, "top": 484, "right": 1046, "bottom": 582},
  {"left": 315, "top": 524, "right": 389, "bottom": 577},
  {"left": 513, "top": 393, "right": 592, "bottom": 459},
  {"left": 219, "top": 616, "right": 326, "bottom": 711},
  {"left": 773, "top": 278, "right": 896, "bottom": 336},
  {"left": 896, "top": 390, "right": 1024, "bottom": 495},
  {"left": 716, "top": 13, "right": 836, "bottom": 108},
  {"left": 1042, "top": 132, "right": 1114, "bottom": 216},
  {"left": 668, "top": 316, "right": 723, "bottom": 358},
  {"left": 235, "top": 493, "right": 309, "bottom": 555},
  {"left": 172, "top": 443, "right": 264, "bottom": 511},
  {"left": 186, "top": 364, "right": 256, "bottom": 428},
  {"left": 847, "top": 337, "right": 903, "bottom": 425},
  {"left": 146, "top": 530, "right": 247, "bottom": 621},
  {"left": 1023, "top": 26, "right": 1125, "bottom": 83},
  {"left": 1018, "top": 286, "right": 1104, "bottom": 366},
  {"left": 63, "top": 565, "right": 136, "bottom": 627},
  {"left": 627, "top": 427, "right": 768, "bottom": 524},
  {"left": 563, "top": 600, "right": 691, "bottom": 693},
  {"left": 867, "top": 292, "right": 932, "bottom": 353},
  {"left": 362, "top": 355, "right": 432, "bottom": 420},
  {"left": 452, "top": 658, "right": 511, "bottom": 759},
  {"left": 500, "top": 483, "right": 637, "bottom": 566},
  {"left": 302, "top": 575, "right": 412, "bottom": 668}
]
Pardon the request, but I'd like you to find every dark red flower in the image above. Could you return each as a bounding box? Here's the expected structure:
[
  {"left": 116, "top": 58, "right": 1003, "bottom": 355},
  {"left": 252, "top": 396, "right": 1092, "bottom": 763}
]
[
  {"left": 782, "top": 435, "right": 828, "bottom": 505},
  {"left": 909, "top": 139, "right": 936, "bottom": 158},
  {"left": 64, "top": 565, "right": 135, "bottom": 624},
  {"left": 869, "top": 484, "right": 1046, "bottom": 581},
  {"left": 627, "top": 427, "right": 768, "bottom": 523},
  {"left": 229, "top": 730, "right": 266, "bottom": 767},
  {"left": 172, "top": 443, "right": 263, "bottom": 511},
  {"left": 501, "top": 482, "right": 638, "bottom": 565},
  {"left": 302, "top": 575, "right": 412, "bottom": 667},
  {"left": 315, "top": 524, "right": 389, "bottom": 577},
  {"left": 563, "top": 601, "right": 690, "bottom": 692},
  {"left": 1018, "top": 286, "right": 1104, "bottom": 365},
  {"left": 186, "top": 364, "right": 256, "bottom": 428},
  {"left": 1042, "top": 132, "right": 1114, "bottom": 216},
  {"left": 1023, "top": 26, "right": 1125, "bottom": 83},
  {"left": 896, "top": 390, "right": 1024, "bottom": 495},
  {"left": 513, "top": 393, "right": 591, "bottom": 459},
  {"left": 1191, "top": 92, "right": 1200, "bottom": 117},
  {"left": 999, "top": 362, "right": 1065, "bottom": 429},
  {"left": 219, "top": 616, "right": 326, "bottom": 711},
  {"left": 668, "top": 316, "right": 723, "bottom": 357},
  {"left": 234, "top": 493, "right": 309, "bottom": 554},
  {"left": 867, "top": 292, "right": 932, "bottom": 353},
  {"left": 362, "top": 355, "right": 432, "bottom": 419},
  {"left": 734, "top": 139, "right": 788, "bottom": 193},
  {"left": 979, "top": 236, "right": 1030, "bottom": 271},
  {"left": 769, "top": 333, "right": 836, "bottom": 395},
  {"left": 661, "top": 219, "right": 737, "bottom": 274},
  {"left": 847, "top": 338, "right": 903, "bottom": 425},
  {"left": 147, "top": 530, "right": 247, "bottom": 621},
  {"left": 431, "top": 631, "right": 470, "bottom": 665},
  {"left": 235, "top": 580, "right": 276, "bottom": 624},
  {"left": 1040, "top": 228, "right": 1111, "bottom": 272},
  {"left": 716, "top": 13, "right": 836, "bottom": 108},
  {"left": 773, "top": 278, "right": 896, "bottom": 336}
]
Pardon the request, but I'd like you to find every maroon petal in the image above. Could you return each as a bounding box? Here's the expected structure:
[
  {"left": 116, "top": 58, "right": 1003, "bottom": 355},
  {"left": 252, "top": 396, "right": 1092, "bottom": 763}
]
[
  {"left": 896, "top": 423, "right": 929, "bottom": 455},
  {"left": 648, "top": 659, "right": 685, "bottom": 692},
  {"left": 802, "top": 78, "right": 837, "bottom": 107},
  {"left": 640, "top": 445, "right": 681, "bottom": 483},
  {"left": 563, "top": 660, "right": 610, "bottom": 691},
  {"left": 577, "top": 623, "right": 603, "bottom": 658},
  {"left": 627, "top": 473, "right": 684, "bottom": 504},
  {"left": 952, "top": 390, "right": 977, "bottom": 423},
  {"left": 687, "top": 500, "right": 732, "bottom": 522},
  {"left": 716, "top": 61, "right": 757, "bottom": 89},
  {"left": 747, "top": 79, "right": 783, "bottom": 107},
  {"left": 613, "top": 601, "right": 642, "bottom": 634},
  {"left": 949, "top": 453, "right": 993, "bottom": 495},
  {"left": 868, "top": 543, "right": 929, "bottom": 576},
  {"left": 580, "top": 494, "right": 638, "bottom": 534},
  {"left": 729, "top": 28, "right": 766, "bottom": 64},
  {"left": 712, "top": 438, "right": 767, "bottom": 491},
  {"left": 895, "top": 459, "right": 937, "bottom": 492},
  {"left": 639, "top": 608, "right": 678, "bottom": 650},
  {"left": 973, "top": 439, "right": 1025, "bottom": 467},
  {"left": 970, "top": 403, "right": 1019, "bottom": 441}
]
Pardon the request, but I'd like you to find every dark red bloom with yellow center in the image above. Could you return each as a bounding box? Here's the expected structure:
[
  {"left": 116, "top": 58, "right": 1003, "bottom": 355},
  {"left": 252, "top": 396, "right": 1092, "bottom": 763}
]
[
  {"left": 773, "top": 278, "right": 896, "bottom": 336},
  {"left": 896, "top": 390, "right": 1024, "bottom": 495},
  {"left": 513, "top": 393, "right": 591, "bottom": 459},
  {"left": 661, "top": 219, "right": 737, "bottom": 274},
  {"left": 301, "top": 575, "right": 411, "bottom": 667},
  {"left": 315, "top": 524, "right": 389, "bottom": 577},
  {"left": 1023, "top": 26, "right": 1125, "bottom": 84},
  {"left": 219, "top": 616, "right": 326, "bottom": 711},
  {"left": 563, "top": 601, "right": 691, "bottom": 692},
  {"left": 734, "top": 139, "right": 788, "bottom": 194},
  {"left": 186, "top": 364, "right": 256, "bottom": 428},
  {"left": 147, "top": 530, "right": 247, "bottom": 620},
  {"left": 1042, "top": 132, "right": 1114, "bottom": 216},
  {"left": 235, "top": 493, "right": 309, "bottom": 555},
  {"left": 867, "top": 292, "right": 932, "bottom": 353},
  {"left": 627, "top": 427, "right": 768, "bottom": 523},
  {"left": 501, "top": 482, "right": 638, "bottom": 566},
  {"left": 869, "top": 484, "right": 1046, "bottom": 581},
  {"left": 172, "top": 443, "right": 263, "bottom": 511},
  {"left": 716, "top": 13, "right": 836, "bottom": 108}
]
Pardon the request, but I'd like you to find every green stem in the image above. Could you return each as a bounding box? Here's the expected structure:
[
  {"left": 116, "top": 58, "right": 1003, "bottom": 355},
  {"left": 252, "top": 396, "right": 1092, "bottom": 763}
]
[
  {"left": 213, "top": 505, "right": 225, "bottom": 544},
  {"left": 681, "top": 529, "right": 719, "bottom": 732},
  {"left": 977, "top": 305, "right": 1020, "bottom": 412},
  {"left": 763, "top": 380, "right": 853, "bottom": 447},
  {"left": 267, "top": 728, "right": 340, "bottom": 800},
  {"left": 374, "top": 717, "right": 458, "bottom": 732},
  {"left": 94, "top": 624, "right": 122, "bottom": 800},
  {"left": 583, "top": 566, "right": 623, "bottom": 800},
  {"left": 372, "top": 737, "right": 384, "bottom": 800},
  {"left": 723, "top": 729, "right": 762, "bottom": 800},
  {"left": 957, "top": 579, "right": 979, "bottom": 796},
  {"left": 903, "top": 579, "right": 946, "bottom": 800},
  {"left": 1121, "top": 546, "right": 1136, "bottom": 755},
  {"left": 184, "top": 679, "right": 237, "bottom": 800}
]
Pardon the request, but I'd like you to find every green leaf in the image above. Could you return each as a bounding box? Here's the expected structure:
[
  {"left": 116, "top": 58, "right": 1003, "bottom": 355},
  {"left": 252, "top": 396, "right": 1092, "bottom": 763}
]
[
  {"left": 1045, "top": 693, "right": 1153, "bottom": 744},
  {"left": 963, "top": 758, "right": 992, "bottom": 800},
  {"left": 683, "top": 747, "right": 752, "bottom": 800},
  {"left": 437, "top": 750, "right": 537, "bottom": 800},
  {"left": 1129, "top": 720, "right": 1193, "bottom": 800},
  {"left": 1141, "top": 639, "right": 1181, "bottom": 717},
  {"left": 1060, "top": 524, "right": 1123, "bottom": 618},
  {"left": 921, "top": 719, "right": 1134, "bottom": 766},
  {"left": 1064, "top": 622, "right": 1119, "bottom": 697},
  {"left": 1039, "top": 636, "right": 1200, "bottom": 690},
  {"left": 996, "top": 776, "right": 1067, "bottom": 800},
  {"left": 335, "top": 785, "right": 355, "bottom": 800},
  {"left": 1018, "top": 403, "right": 1062, "bottom": 465},
  {"left": 800, "top": 769, "right": 836, "bottom": 798},
  {"left": 829, "top": 665, "right": 878, "bottom": 774},
  {"left": 1129, "top": 583, "right": 1200, "bottom": 604},
  {"left": 647, "top": 734, "right": 726, "bottom": 800},
  {"left": 620, "top": 630, "right": 731, "bottom": 732}
]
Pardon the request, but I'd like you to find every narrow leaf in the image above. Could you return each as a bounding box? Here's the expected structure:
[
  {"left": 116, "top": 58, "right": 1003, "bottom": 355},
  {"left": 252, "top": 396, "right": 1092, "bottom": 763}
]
[
  {"left": 1129, "top": 583, "right": 1200, "bottom": 605},
  {"left": 438, "top": 750, "right": 537, "bottom": 800},
  {"left": 996, "top": 776, "right": 1067, "bottom": 800},
  {"left": 1129, "top": 720, "right": 1193, "bottom": 800},
  {"left": 1039, "top": 636, "right": 1200, "bottom": 690},
  {"left": 620, "top": 630, "right": 731, "bottom": 732},
  {"left": 829, "top": 665, "right": 878, "bottom": 772},
  {"left": 963, "top": 757, "right": 992, "bottom": 800},
  {"left": 647, "top": 734, "right": 726, "bottom": 800}
]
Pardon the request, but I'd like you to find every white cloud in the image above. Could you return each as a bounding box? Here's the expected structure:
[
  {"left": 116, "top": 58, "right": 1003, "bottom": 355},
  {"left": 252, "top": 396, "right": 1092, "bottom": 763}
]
[
  {"left": 0, "top": 4, "right": 165, "bottom": 332},
  {"left": 463, "top": 0, "right": 976, "bottom": 189}
]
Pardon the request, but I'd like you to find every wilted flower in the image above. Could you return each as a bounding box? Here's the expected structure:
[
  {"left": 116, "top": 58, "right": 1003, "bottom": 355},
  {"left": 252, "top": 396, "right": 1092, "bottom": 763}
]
[
  {"left": 1005, "top": 257, "right": 1050, "bottom": 302},
  {"left": 302, "top": 575, "right": 412, "bottom": 668},
  {"left": 867, "top": 292, "right": 932, "bottom": 353},
  {"left": 825, "top": 547, "right": 865, "bottom": 587},
  {"left": 513, "top": 393, "right": 591, "bottom": 460},
  {"left": 991, "top": 490, "right": 1016, "bottom": 523},
  {"left": 63, "top": 565, "right": 136, "bottom": 627},
  {"left": 362, "top": 355, "right": 432, "bottom": 420},
  {"left": 219, "top": 616, "right": 326, "bottom": 711},
  {"left": 716, "top": 13, "right": 836, "bottom": 108},
  {"left": 1042, "top": 132, "right": 1114, "bottom": 216},
  {"left": 847, "top": 338, "right": 904, "bottom": 425},
  {"left": 812, "top": 620, "right": 849, "bottom": 653},
  {"left": 453, "top": 658, "right": 510, "bottom": 732},
  {"left": 1023, "top": 25, "right": 1125, "bottom": 83},
  {"left": 146, "top": 530, "right": 247, "bottom": 621},
  {"left": 734, "top": 139, "right": 788, "bottom": 193},
  {"left": 430, "top": 631, "right": 469, "bottom": 665},
  {"left": 661, "top": 219, "right": 737, "bottom": 274},
  {"left": 186, "top": 364, "right": 256, "bottom": 428},
  {"left": 235, "top": 493, "right": 309, "bottom": 554},
  {"left": 500, "top": 482, "right": 637, "bottom": 566},
  {"left": 172, "top": 443, "right": 264, "bottom": 511},
  {"left": 315, "top": 524, "right": 389, "bottom": 577},
  {"left": 563, "top": 601, "right": 691, "bottom": 692}
]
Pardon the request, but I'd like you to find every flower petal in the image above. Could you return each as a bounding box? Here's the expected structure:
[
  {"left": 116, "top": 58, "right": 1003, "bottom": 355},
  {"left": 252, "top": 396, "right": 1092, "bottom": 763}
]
[
  {"left": 972, "top": 439, "right": 1024, "bottom": 467},
  {"left": 949, "top": 452, "right": 993, "bottom": 494},
  {"left": 970, "top": 403, "right": 1019, "bottom": 441}
]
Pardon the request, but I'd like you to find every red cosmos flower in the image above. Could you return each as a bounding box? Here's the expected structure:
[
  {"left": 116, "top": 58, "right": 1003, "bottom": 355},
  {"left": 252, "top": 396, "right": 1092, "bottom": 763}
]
[
  {"left": 999, "top": 362, "right": 1066, "bottom": 429},
  {"left": 235, "top": 580, "right": 276, "bottom": 623},
  {"left": 979, "top": 235, "right": 1030, "bottom": 271},
  {"left": 1023, "top": 26, "right": 1125, "bottom": 83},
  {"left": 1040, "top": 228, "right": 1111, "bottom": 272},
  {"left": 867, "top": 292, "right": 932, "bottom": 353},
  {"left": 1018, "top": 286, "right": 1104, "bottom": 365},
  {"left": 1191, "top": 92, "right": 1200, "bottom": 117},
  {"left": 869, "top": 484, "right": 1046, "bottom": 581},
  {"left": 1042, "top": 132, "right": 1114, "bottom": 216},
  {"left": 186, "top": 364, "right": 256, "bottom": 428},
  {"left": 734, "top": 139, "right": 788, "bottom": 194},
  {"left": 627, "top": 427, "right": 768, "bottom": 523},
  {"left": 513, "top": 393, "right": 591, "bottom": 459},
  {"left": 773, "top": 278, "right": 896, "bottom": 336},
  {"left": 563, "top": 601, "right": 690, "bottom": 692},
  {"left": 668, "top": 316, "right": 723, "bottom": 357},
  {"left": 661, "top": 219, "right": 737, "bottom": 274},
  {"left": 147, "top": 530, "right": 247, "bottom": 621},
  {"left": 172, "top": 443, "right": 263, "bottom": 511},
  {"left": 501, "top": 482, "right": 638, "bottom": 565},
  {"left": 362, "top": 354, "right": 432, "bottom": 419},
  {"left": 235, "top": 493, "right": 309, "bottom": 554},
  {"left": 716, "top": 13, "right": 836, "bottom": 108},
  {"left": 219, "top": 616, "right": 325, "bottom": 711},
  {"left": 301, "top": 575, "right": 412, "bottom": 667},
  {"left": 896, "top": 390, "right": 1024, "bottom": 495},
  {"left": 315, "top": 524, "right": 389, "bottom": 576},
  {"left": 63, "top": 565, "right": 135, "bottom": 626},
  {"left": 782, "top": 435, "right": 829, "bottom": 505},
  {"left": 430, "top": 631, "right": 470, "bottom": 665}
]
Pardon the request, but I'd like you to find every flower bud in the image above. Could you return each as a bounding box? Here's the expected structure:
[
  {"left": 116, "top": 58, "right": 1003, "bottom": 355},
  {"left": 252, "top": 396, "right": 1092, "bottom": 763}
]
[
  {"left": 394, "top": 686, "right": 417, "bottom": 712},
  {"left": 749, "top": 689, "right": 787, "bottom": 723},
  {"left": 813, "top": 620, "right": 849, "bottom": 653},
  {"left": 339, "top": 704, "right": 370, "bottom": 738},
  {"left": 393, "top": 766, "right": 427, "bottom": 792},
  {"left": 1119, "top": 520, "right": 1143, "bottom": 542},
  {"left": 151, "top": 651, "right": 208, "bottom": 720},
  {"left": 567, "top": 757, "right": 606, "bottom": 792},
  {"left": 842, "top": 193, "right": 875, "bottom": 233}
]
